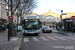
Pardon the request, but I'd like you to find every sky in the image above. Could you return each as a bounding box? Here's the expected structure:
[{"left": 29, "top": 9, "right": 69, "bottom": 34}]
[{"left": 33, "top": 0, "right": 75, "bottom": 14}]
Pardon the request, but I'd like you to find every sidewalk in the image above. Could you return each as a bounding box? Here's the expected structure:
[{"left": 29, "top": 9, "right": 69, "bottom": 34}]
[
  {"left": 51, "top": 28, "right": 75, "bottom": 36},
  {"left": 0, "top": 31, "right": 23, "bottom": 50}
]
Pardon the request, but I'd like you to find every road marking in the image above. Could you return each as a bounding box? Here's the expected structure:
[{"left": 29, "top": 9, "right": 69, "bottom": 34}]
[
  {"left": 10, "top": 37, "right": 18, "bottom": 41},
  {"left": 52, "top": 30, "right": 58, "bottom": 32},
  {"left": 54, "top": 36, "right": 67, "bottom": 40},
  {"left": 40, "top": 37, "right": 49, "bottom": 41},
  {"left": 24, "top": 38, "right": 29, "bottom": 42},
  {"left": 47, "top": 36, "right": 57, "bottom": 40},
  {"left": 32, "top": 37, "right": 39, "bottom": 41},
  {"left": 14, "top": 47, "right": 19, "bottom": 50},
  {"left": 61, "top": 36, "right": 75, "bottom": 40}
]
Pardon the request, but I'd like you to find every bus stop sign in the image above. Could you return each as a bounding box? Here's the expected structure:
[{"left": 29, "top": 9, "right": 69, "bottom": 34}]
[{"left": 71, "top": 16, "right": 75, "bottom": 20}]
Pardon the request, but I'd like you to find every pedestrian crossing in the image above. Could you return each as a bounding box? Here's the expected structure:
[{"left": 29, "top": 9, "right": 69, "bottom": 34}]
[
  {"left": 24, "top": 38, "right": 29, "bottom": 42},
  {"left": 61, "top": 36, "right": 75, "bottom": 40},
  {"left": 10, "top": 36, "right": 75, "bottom": 42},
  {"left": 52, "top": 30, "right": 58, "bottom": 32},
  {"left": 54, "top": 36, "right": 67, "bottom": 40},
  {"left": 10, "top": 37, "right": 18, "bottom": 41},
  {"left": 47, "top": 36, "right": 57, "bottom": 40},
  {"left": 40, "top": 37, "right": 49, "bottom": 41},
  {"left": 32, "top": 37, "right": 39, "bottom": 41}
]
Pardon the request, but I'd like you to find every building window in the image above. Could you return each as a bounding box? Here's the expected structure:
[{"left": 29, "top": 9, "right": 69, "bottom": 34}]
[
  {"left": 2, "top": 5, "right": 4, "bottom": 15},
  {"left": 45, "top": 16, "right": 55, "bottom": 20}
]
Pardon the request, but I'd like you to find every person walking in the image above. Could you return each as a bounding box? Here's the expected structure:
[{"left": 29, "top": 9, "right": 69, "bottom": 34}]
[
  {"left": 2, "top": 24, "right": 5, "bottom": 32},
  {"left": 0, "top": 25, "right": 2, "bottom": 32},
  {"left": 72, "top": 25, "right": 74, "bottom": 35}
]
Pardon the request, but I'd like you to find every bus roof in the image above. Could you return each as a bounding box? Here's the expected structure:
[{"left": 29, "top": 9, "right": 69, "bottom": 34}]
[{"left": 24, "top": 15, "right": 39, "bottom": 19}]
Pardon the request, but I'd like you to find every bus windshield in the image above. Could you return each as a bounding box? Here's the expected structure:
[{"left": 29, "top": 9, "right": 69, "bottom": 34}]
[{"left": 24, "top": 21, "right": 40, "bottom": 29}]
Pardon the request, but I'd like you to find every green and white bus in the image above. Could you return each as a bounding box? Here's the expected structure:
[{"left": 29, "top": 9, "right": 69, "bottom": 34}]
[{"left": 22, "top": 15, "right": 41, "bottom": 35}]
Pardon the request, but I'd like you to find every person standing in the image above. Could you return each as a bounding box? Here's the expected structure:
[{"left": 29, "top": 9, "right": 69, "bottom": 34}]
[
  {"left": 2, "top": 24, "right": 5, "bottom": 32},
  {"left": 72, "top": 25, "right": 74, "bottom": 35},
  {"left": 0, "top": 25, "right": 2, "bottom": 32}
]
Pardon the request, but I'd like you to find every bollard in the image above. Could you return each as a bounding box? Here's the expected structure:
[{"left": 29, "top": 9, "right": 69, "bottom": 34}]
[{"left": 8, "top": 30, "right": 10, "bottom": 41}]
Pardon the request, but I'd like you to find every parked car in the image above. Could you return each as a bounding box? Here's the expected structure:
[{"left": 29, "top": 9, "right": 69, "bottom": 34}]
[{"left": 42, "top": 26, "right": 52, "bottom": 33}]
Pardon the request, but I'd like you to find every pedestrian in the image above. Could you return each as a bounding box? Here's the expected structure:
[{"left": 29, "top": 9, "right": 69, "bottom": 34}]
[
  {"left": 50, "top": 25, "right": 51, "bottom": 28},
  {"left": 53, "top": 25, "right": 54, "bottom": 29},
  {"left": 7, "top": 23, "right": 9, "bottom": 30},
  {"left": 0, "top": 25, "right": 2, "bottom": 32},
  {"left": 72, "top": 26, "right": 74, "bottom": 35},
  {"left": 2, "top": 24, "right": 5, "bottom": 32},
  {"left": 4, "top": 25, "right": 7, "bottom": 32}
]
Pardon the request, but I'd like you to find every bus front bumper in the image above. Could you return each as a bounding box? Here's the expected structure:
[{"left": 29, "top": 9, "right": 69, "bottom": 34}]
[{"left": 24, "top": 31, "right": 40, "bottom": 34}]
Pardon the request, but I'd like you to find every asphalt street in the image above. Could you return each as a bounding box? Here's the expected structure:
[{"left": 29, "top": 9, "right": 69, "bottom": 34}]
[{"left": 19, "top": 31, "right": 75, "bottom": 50}]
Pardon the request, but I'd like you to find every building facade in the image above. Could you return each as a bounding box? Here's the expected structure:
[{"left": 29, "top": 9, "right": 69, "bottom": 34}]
[
  {"left": 0, "top": 0, "right": 8, "bottom": 19},
  {"left": 39, "top": 9, "right": 75, "bottom": 25}
]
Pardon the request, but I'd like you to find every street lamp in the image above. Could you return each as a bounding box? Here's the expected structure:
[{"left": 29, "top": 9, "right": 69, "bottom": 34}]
[{"left": 56, "top": 9, "right": 60, "bottom": 21}]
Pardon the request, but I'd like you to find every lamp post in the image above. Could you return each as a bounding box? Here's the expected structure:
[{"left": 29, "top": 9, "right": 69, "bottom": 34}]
[{"left": 56, "top": 9, "right": 60, "bottom": 21}]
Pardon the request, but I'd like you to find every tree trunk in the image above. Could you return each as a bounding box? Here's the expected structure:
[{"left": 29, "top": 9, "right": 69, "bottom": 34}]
[{"left": 17, "top": 16, "right": 19, "bottom": 32}]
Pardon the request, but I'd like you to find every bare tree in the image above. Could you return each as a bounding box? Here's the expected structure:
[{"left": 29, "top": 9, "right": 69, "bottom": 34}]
[
  {"left": 5, "top": 0, "right": 20, "bottom": 15},
  {"left": 5, "top": 0, "right": 37, "bottom": 15},
  {"left": 17, "top": 0, "right": 38, "bottom": 25},
  {"left": 5, "top": 0, "right": 38, "bottom": 31}
]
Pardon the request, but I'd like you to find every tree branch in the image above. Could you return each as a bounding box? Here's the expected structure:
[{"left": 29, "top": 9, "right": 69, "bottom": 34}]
[{"left": 12, "top": 0, "right": 20, "bottom": 15}]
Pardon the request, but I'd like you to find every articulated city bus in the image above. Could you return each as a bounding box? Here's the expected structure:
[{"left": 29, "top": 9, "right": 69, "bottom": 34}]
[
  {"left": 22, "top": 15, "right": 41, "bottom": 35},
  {"left": 56, "top": 18, "right": 75, "bottom": 32},
  {"left": 65, "top": 20, "right": 75, "bottom": 32}
]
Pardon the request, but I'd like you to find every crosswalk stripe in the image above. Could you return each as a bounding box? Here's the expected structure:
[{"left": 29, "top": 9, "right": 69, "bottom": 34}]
[
  {"left": 40, "top": 37, "right": 49, "bottom": 41},
  {"left": 47, "top": 36, "right": 57, "bottom": 40},
  {"left": 10, "top": 37, "right": 18, "bottom": 41},
  {"left": 52, "top": 30, "right": 58, "bottom": 32},
  {"left": 61, "top": 36, "right": 75, "bottom": 40},
  {"left": 54, "top": 36, "right": 67, "bottom": 40},
  {"left": 24, "top": 38, "right": 29, "bottom": 42},
  {"left": 32, "top": 37, "right": 39, "bottom": 41}
]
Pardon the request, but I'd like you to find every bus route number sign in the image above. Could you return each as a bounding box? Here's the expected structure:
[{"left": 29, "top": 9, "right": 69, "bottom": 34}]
[{"left": 29, "top": 19, "right": 37, "bottom": 21}]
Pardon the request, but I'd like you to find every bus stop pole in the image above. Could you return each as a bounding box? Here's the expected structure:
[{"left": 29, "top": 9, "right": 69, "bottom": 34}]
[{"left": 8, "top": 23, "right": 11, "bottom": 41}]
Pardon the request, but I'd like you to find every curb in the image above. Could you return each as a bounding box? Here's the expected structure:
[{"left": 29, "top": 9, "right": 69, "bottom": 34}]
[
  {"left": 19, "top": 34, "right": 24, "bottom": 50},
  {"left": 14, "top": 31, "right": 23, "bottom": 50},
  {"left": 14, "top": 47, "right": 19, "bottom": 50},
  {"left": 14, "top": 38, "right": 22, "bottom": 50}
]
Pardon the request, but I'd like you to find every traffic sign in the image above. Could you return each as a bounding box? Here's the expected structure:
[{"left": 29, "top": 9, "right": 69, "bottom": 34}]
[
  {"left": 9, "top": 16, "right": 13, "bottom": 20},
  {"left": 71, "top": 16, "right": 75, "bottom": 20},
  {"left": 62, "top": 13, "right": 67, "bottom": 15},
  {"left": 60, "top": 15, "right": 62, "bottom": 18},
  {"left": 61, "top": 10, "right": 63, "bottom": 14}
]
